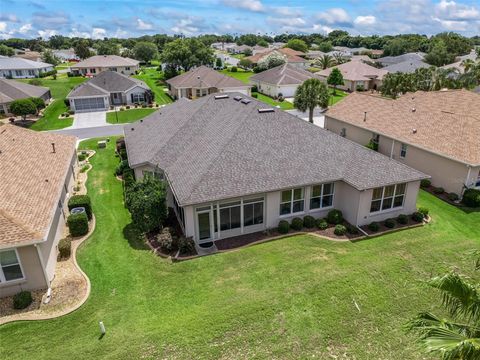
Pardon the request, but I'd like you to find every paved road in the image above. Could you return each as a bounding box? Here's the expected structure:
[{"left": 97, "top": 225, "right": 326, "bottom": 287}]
[{"left": 53, "top": 124, "right": 124, "bottom": 139}]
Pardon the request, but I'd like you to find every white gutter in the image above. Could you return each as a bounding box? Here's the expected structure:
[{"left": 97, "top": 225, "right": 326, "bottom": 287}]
[{"left": 389, "top": 139, "right": 395, "bottom": 159}]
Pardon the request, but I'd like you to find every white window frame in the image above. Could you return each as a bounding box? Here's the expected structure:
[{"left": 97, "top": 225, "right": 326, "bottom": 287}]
[
  {"left": 132, "top": 93, "right": 145, "bottom": 103},
  {"left": 280, "top": 188, "right": 305, "bottom": 216},
  {"left": 310, "top": 183, "right": 335, "bottom": 211},
  {"left": 400, "top": 143, "right": 408, "bottom": 158},
  {"left": 0, "top": 248, "right": 25, "bottom": 284},
  {"left": 370, "top": 183, "right": 407, "bottom": 214},
  {"left": 243, "top": 197, "right": 264, "bottom": 227}
]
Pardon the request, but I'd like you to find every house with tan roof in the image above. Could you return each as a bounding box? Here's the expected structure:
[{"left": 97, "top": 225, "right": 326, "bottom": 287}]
[
  {"left": 0, "top": 78, "right": 51, "bottom": 115},
  {"left": 317, "top": 61, "right": 388, "bottom": 92},
  {"left": 166, "top": 66, "right": 251, "bottom": 99},
  {"left": 0, "top": 125, "right": 77, "bottom": 297},
  {"left": 325, "top": 90, "right": 480, "bottom": 196},
  {"left": 125, "top": 92, "right": 427, "bottom": 246},
  {"left": 245, "top": 48, "right": 308, "bottom": 69},
  {"left": 70, "top": 55, "right": 139, "bottom": 76}
]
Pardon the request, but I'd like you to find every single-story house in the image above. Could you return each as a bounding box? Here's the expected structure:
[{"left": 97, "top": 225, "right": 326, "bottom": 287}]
[
  {"left": 455, "top": 49, "right": 477, "bottom": 62},
  {"left": 440, "top": 61, "right": 466, "bottom": 74},
  {"left": 0, "top": 125, "right": 77, "bottom": 297},
  {"left": 166, "top": 66, "right": 251, "bottom": 99},
  {"left": 245, "top": 48, "right": 308, "bottom": 69},
  {"left": 250, "top": 63, "right": 320, "bottom": 97},
  {"left": 53, "top": 49, "right": 79, "bottom": 62},
  {"left": 378, "top": 52, "right": 426, "bottom": 67},
  {"left": 383, "top": 59, "right": 431, "bottom": 74},
  {"left": 70, "top": 55, "right": 139, "bottom": 76},
  {"left": 0, "top": 58, "right": 54, "bottom": 79},
  {"left": 14, "top": 50, "right": 42, "bottom": 62},
  {"left": 306, "top": 50, "right": 326, "bottom": 60},
  {"left": 325, "top": 90, "right": 480, "bottom": 196},
  {"left": 67, "top": 70, "right": 152, "bottom": 112},
  {"left": 0, "top": 78, "right": 51, "bottom": 115},
  {"left": 124, "top": 92, "right": 427, "bottom": 245},
  {"left": 317, "top": 61, "right": 388, "bottom": 91}
]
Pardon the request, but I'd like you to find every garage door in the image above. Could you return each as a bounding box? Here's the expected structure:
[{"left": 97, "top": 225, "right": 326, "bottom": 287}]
[{"left": 74, "top": 97, "right": 106, "bottom": 111}]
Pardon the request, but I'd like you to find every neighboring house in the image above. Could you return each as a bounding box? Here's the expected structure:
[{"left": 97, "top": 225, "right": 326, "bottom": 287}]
[
  {"left": 252, "top": 45, "right": 269, "bottom": 55},
  {"left": 0, "top": 125, "right": 77, "bottom": 297},
  {"left": 0, "top": 78, "right": 51, "bottom": 115},
  {"left": 14, "top": 50, "right": 42, "bottom": 62},
  {"left": 440, "top": 61, "right": 466, "bottom": 74},
  {"left": 455, "top": 49, "right": 477, "bottom": 62},
  {"left": 383, "top": 59, "right": 431, "bottom": 74},
  {"left": 317, "top": 61, "right": 388, "bottom": 91},
  {"left": 124, "top": 92, "right": 427, "bottom": 245},
  {"left": 306, "top": 50, "right": 326, "bottom": 59},
  {"left": 53, "top": 49, "right": 79, "bottom": 62},
  {"left": 378, "top": 52, "right": 426, "bottom": 67},
  {"left": 67, "top": 70, "right": 151, "bottom": 112},
  {"left": 245, "top": 48, "right": 308, "bottom": 69},
  {"left": 250, "top": 63, "right": 320, "bottom": 97},
  {"left": 166, "top": 66, "right": 251, "bottom": 99},
  {"left": 0, "top": 58, "right": 54, "bottom": 79},
  {"left": 325, "top": 90, "right": 480, "bottom": 196},
  {"left": 70, "top": 55, "right": 139, "bottom": 76},
  {"left": 229, "top": 45, "right": 253, "bottom": 54}
]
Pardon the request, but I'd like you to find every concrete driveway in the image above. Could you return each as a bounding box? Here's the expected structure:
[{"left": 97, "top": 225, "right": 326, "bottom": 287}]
[
  {"left": 72, "top": 111, "right": 107, "bottom": 129},
  {"left": 285, "top": 108, "right": 325, "bottom": 128}
]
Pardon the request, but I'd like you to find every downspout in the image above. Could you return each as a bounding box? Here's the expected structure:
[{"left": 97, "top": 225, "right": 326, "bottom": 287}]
[
  {"left": 464, "top": 165, "right": 472, "bottom": 195},
  {"left": 34, "top": 243, "right": 51, "bottom": 299},
  {"left": 389, "top": 139, "right": 395, "bottom": 159}
]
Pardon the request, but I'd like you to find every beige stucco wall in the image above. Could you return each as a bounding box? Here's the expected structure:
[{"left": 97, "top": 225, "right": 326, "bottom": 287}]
[{"left": 72, "top": 65, "right": 139, "bottom": 76}]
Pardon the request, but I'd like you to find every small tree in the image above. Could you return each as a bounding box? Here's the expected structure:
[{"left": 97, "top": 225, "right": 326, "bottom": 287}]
[
  {"left": 215, "top": 57, "right": 223, "bottom": 69},
  {"left": 294, "top": 78, "right": 330, "bottom": 123},
  {"left": 9, "top": 98, "right": 37, "bottom": 120},
  {"left": 327, "top": 68, "right": 344, "bottom": 95},
  {"left": 133, "top": 41, "right": 159, "bottom": 64},
  {"left": 285, "top": 39, "right": 308, "bottom": 53},
  {"left": 74, "top": 40, "right": 92, "bottom": 60},
  {"left": 41, "top": 49, "right": 60, "bottom": 66},
  {"left": 257, "top": 51, "right": 286, "bottom": 71},
  {"left": 243, "top": 48, "right": 253, "bottom": 56},
  {"left": 29, "top": 97, "right": 46, "bottom": 113},
  {"left": 239, "top": 58, "right": 252, "bottom": 69}
]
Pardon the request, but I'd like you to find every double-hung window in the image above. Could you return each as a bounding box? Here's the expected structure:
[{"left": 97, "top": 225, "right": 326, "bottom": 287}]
[
  {"left": 243, "top": 198, "right": 264, "bottom": 227},
  {"left": 310, "top": 183, "right": 335, "bottom": 210},
  {"left": 132, "top": 93, "right": 145, "bottom": 103},
  {"left": 370, "top": 183, "right": 406, "bottom": 213},
  {"left": 219, "top": 201, "right": 241, "bottom": 231},
  {"left": 280, "top": 188, "right": 304, "bottom": 215},
  {"left": 400, "top": 143, "right": 408, "bottom": 158},
  {"left": 0, "top": 250, "right": 24, "bottom": 283}
]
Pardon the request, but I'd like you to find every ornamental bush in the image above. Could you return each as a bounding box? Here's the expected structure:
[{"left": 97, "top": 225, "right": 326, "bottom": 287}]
[
  {"left": 316, "top": 218, "right": 328, "bottom": 230},
  {"left": 303, "top": 215, "right": 316, "bottom": 229},
  {"left": 384, "top": 218, "right": 396, "bottom": 228},
  {"left": 397, "top": 214, "right": 408, "bottom": 224},
  {"left": 420, "top": 179, "right": 431, "bottom": 188},
  {"left": 278, "top": 220, "right": 290, "bottom": 234},
  {"left": 368, "top": 222, "right": 379, "bottom": 232},
  {"left": 290, "top": 217, "right": 304, "bottom": 231},
  {"left": 230, "top": 66, "right": 238, "bottom": 72},
  {"left": 156, "top": 228, "right": 174, "bottom": 252},
  {"left": 178, "top": 237, "right": 195, "bottom": 255},
  {"left": 68, "top": 195, "right": 92, "bottom": 220},
  {"left": 327, "top": 209, "right": 343, "bottom": 225},
  {"left": 115, "top": 160, "right": 130, "bottom": 176},
  {"left": 346, "top": 223, "right": 359, "bottom": 234},
  {"left": 334, "top": 224, "right": 347, "bottom": 236},
  {"left": 462, "top": 189, "right": 480, "bottom": 208},
  {"left": 411, "top": 211, "right": 424, "bottom": 222},
  {"left": 13, "top": 291, "right": 33, "bottom": 310},
  {"left": 58, "top": 237, "right": 72, "bottom": 259},
  {"left": 418, "top": 207, "right": 429, "bottom": 218},
  {"left": 67, "top": 212, "right": 89, "bottom": 237},
  {"left": 448, "top": 192, "right": 459, "bottom": 202},
  {"left": 433, "top": 187, "right": 444, "bottom": 194}
]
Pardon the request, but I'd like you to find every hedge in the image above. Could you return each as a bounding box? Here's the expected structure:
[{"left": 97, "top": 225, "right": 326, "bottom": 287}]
[
  {"left": 290, "top": 217, "right": 303, "bottom": 231},
  {"left": 13, "top": 291, "right": 33, "bottom": 309},
  {"left": 303, "top": 215, "right": 316, "bottom": 229},
  {"left": 58, "top": 237, "right": 72, "bottom": 259},
  {"left": 278, "top": 220, "right": 289, "bottom": 234},
  {"left": 462, "top": 189, "right": 480, "bottom": 208},
  {"left": 68, "top": 195, "right": 92, "bottom": 220},
  {"left": 67, "top": 212, "right": 89, "bottom": 237},
  {"left": 368, "top": 222, "right": 379, "bottom": 232},
  {"left": 384, "top": 218, "right": 395, "bottom": 228},
  {"left": 327, "top": 209, "right": 343, "bottom": 225},
  {"left": 411, "top": 212, "right": 424, "bottom": 222},
  {"left": 397, "top": 214, "right": 408, "bottom": 224},
  {"left": 316, "top": 218, "right": 328, "bottom": 230},
  {"left": 420, "top": 179, "right": 431, "bottom": 188}
]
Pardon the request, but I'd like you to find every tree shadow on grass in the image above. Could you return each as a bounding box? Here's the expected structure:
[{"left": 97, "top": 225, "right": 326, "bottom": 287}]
[{"left": 123, "top": 223, "right": 149, "bottom": 250}]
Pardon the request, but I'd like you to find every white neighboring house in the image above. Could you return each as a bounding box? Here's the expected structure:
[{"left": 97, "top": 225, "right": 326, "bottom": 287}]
[
  {"left": 70, "top": 55, "right": 140, "bottom": 76},
  {"left": 250, "top": 63, "right": 320, "bottom": 98},
  {"left": 67, "top": 71, "right": 151, "bottom": 112},
  {"left": 0, "top": 58, "right": 54, "bottom": 78}
]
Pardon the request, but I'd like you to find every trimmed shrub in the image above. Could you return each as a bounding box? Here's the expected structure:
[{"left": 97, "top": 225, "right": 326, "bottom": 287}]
[
  {"left": 119, "top": 148, "right": 127, "bottom": 161},
  {"left": 251, "top": 93, "right": 258, "bottom": 98},
  {"left": 462, "top": 189, "right": 480, "bottom": 208},
  {"left": 58, "top": 237, "right": 72, "bottom": 259},
  {"left": 384, "top": 218, "right": 395, "bottom": 229},
  {"left": 178, "top": 237, "right": 195, "bottom": 255},
  {"left": 278, "top": 220, "right": 290, "bottom": 234},
  {"left": 448, "top": 192, "right": 459, "bottom": 202},
  {"left": 346, "top": 223, "right": 359, "bottom": 234},
  {"left": 418, "top": 207, "right": 429, "bottom": 218},
  {"left": 126, "top": 105, "right": 130, "bottom": 109},
  {"left": 411, "top": 211, "right": 424, "bottom": 222},
  {"left": 420, "top": 179, "right": 431, "bottom": 188},
  {"left": 251, "top": 85, "right": 258, "bottom": 93},
  {"left": 316, "top": 218, "right": 328, "bottom": 230},
  {"left": 290, "top": 217, "right": 304, "bottom": 231},
  {"left": 397, "top": 214, "right": 408, "bottom": 224},
  {"left": 334, "top": 224, "right": 347, "bottom": 236},
  {"left": 433, "top": 187, "right": 444, "bottom": 194},
  {"left": 28, "top": 79, "right": 42, "bottom": 86},
  {"left": 327, "top": 209, "right": 343, "bottom": 225},
  {"left": 115, "top": 159, "right": 130, "bottom": 176},
  {"left": 303, "top": 215, "right": 316, "bottom": 229},
  {"left": 230, "top": 66, "right": 238, "bottom": 72},
  {"left": 67, "top": 212, "right": 89, "bottom": 237},
  {"left": 157, "top": 228, "right": 174, "bottom": 252},
  {"left": 13, "top": 291, "right": 33, "bottom": 310},
  {"left": 368, "top": 222, "right": 379, "bottom": 232},
  {"left": 123, "top": 169, "right": 135, "bottom": 189},
  {"left": 68, "top": 195, "right": 92, "bottom": 220},
  {"left": 77, "top": 153, "right": 87, "bottom": 162}
]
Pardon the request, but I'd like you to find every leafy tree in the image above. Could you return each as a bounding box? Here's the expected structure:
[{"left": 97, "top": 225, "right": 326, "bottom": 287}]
[
  {"left": 316, "top": 54, "right": 334, "bottom": 69},
  {"left": 383, "top": 38, "right": 410, "bottom": 57},
  {"left": 317, "top": 41, "right": 333, "bottom": 53},
  {"left": 294, "top": 78, "right": 330, "bottom": 123},
  {"left": 74, "top": 40, "right": 92, "bottom": 60},
  {"left": 243, "top": 48, "right": 253, "bottom": 56},
  {"left": 257, "top": 51, "right": 286, "bottom": 71},
  {"left": 425, "top": 40, "right": 453, "bottom": 66},
  {"left": 9, "top": 99, "right": 37, "bottom": 120},
  {"left": 48, "top": 35, "right": 70, "bottom": 49},
  {"left": 29, "top": 97, "right": 46, "bottom": 112},
  {"left": 121, "top": 48, "right": 135, "bottom": 58},
  {"left": 0, "top": 44, "right": 15, "bottom": 56},
  {"left": 126, "top": 176, "right": 167, "bottom": 233},
  {"left": 41, "top": 49, "right": 60, "bottom": 66},
  {"left": 327, "top": 68, "right": 344, "bottom": 95},
  {"left": 96, "top": 42, "right": 120, "bottom": 55},
  {"left": 257, "top": 39, "right": 269, "bottom": 48},
  {"left": 215, "top": 57, "right": 223, "bottom": 69},
  {"left": 239, "top": 58, "right": 252, "bottom": 69},
  {"left": 163, "top": 64, "right": 179, "bottom": 80},
  {"left": 133, "top": 41, "right": 158, "bottom": 63},
  {"left": 286, "top": 39, "right": 308, "bottom": 53},
  {"left": 161, "top": 38, "right": 214, "bottom": 71},
  {"left": 406, "top": 251, "right": 480, "bottom": 360}
]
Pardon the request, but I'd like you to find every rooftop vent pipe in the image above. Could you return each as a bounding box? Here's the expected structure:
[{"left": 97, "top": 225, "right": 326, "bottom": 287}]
[
  {"left": 51, "top": 143, "right": 56, "bottom": 153},
  {"left": 363, "top": 112, "right": 367, "bottom": 122}
]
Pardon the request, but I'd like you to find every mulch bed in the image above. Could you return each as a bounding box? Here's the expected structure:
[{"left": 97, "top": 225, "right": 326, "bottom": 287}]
[
  {"left": 422, "top": 186, "right": 460, "bottom": 206},
  {"left": 360, "top": 217, "right": 423, "bottom": 236}
]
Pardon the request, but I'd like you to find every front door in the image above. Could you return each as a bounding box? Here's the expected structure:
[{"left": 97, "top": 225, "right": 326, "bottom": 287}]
[{"left": 197, "top": 211, "right": 211, "bottom": 241}]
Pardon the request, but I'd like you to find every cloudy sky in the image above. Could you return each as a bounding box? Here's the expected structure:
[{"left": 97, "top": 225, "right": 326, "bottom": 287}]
[{"left": 0, "top": 0, "right": 479, "bottom": 39}]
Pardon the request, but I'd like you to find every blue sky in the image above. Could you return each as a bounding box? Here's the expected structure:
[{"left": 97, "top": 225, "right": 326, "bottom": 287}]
[{"left": 0, "top": 0, "right": 479, "bottom": 39}]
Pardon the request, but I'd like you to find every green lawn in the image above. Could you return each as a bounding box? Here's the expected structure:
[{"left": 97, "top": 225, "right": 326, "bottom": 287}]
[
  {"left": 133, "top": 68, "right": 173, "bottom": 105},
  {"left": 106, "top": 108, "right": 158, "bottom": 124},
  {"left": 253, "top": 92, "right": 294, "bottom": 110},
  {"left": 55, "top": 61, "right": 76, "bottom": 71},
  {"left": 1, "top": 137, "right": 479, "bottom": 359},
  {"left": 219, "top": 68, "right": 254, "bottom": 84},
  {"left": 329, "top": 88, "right": 348, "bottom": 106},
  {"left": 18, "top": 77, "right": 86, "bottom": 131}
]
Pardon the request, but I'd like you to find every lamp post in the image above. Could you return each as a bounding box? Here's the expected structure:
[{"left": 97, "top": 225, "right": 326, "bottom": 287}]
[{"left": 115, "top": 106, "right": 119, "bottom": 123}]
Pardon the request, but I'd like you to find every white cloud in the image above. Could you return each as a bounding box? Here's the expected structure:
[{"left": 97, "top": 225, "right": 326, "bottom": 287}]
[
  {"left": 136, "top": 18, "right": 153, "bottom": 30},
  {"left": 221, "top": 0, "right": 264, "bottom": 12},
  {"left": 19, "top": 23, "right": 32, "bottom": 34},
  {"left": 354, "top": 15, "right": 376, "bottom": 26},
  {"left": 271, "top": 7, "right": 302, "bottom": 17},
  {"left": 68, "top": 28, "right": 90, "bottom": 38},
  {"left": 267, "top": 17, "right": 306, "bottom": 27},
  {"left": 316, "top": 8, "right": 351, "bottom": 25},
  {"left": 435, "top": 0, "right": 480, "bottom": 20},
  {"left": 92, "top": 27, "right": 106, "bottom": 39},
  {"left": 0, "top": 22, "right": 7, "bottom": 32},
  {"left": 0, "top": 14, "right": 19, "bottom": 23},
  {"left": 432, "top": 17, "right": 468, "bottom": 30},
  {"left": 37, "top": 29, "right": 57, "bottom": 39},
  {"left": 171, "top": 19, "right": 199, "bottom": 35}
]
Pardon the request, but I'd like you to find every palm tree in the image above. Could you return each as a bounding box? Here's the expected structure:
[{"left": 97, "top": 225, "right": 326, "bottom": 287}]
[
  {"left": 316, "top": 54, "right": 334, "bottom": 70},
  {"left": 406, "top": 252, "right": 480, "bottom": 360},
  {"left": 333, "top": 52, "right": 347, "bottom": 65},
  {"left": 293, "top": 78, "right": 330, "bottom": 123},
  {"left": 461, "top": 59, "right": 475, "bottom": 72}
]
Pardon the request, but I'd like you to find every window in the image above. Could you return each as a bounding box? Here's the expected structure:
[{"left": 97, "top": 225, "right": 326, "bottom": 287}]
[
  {"left": 310, "top": 183, "right": 335, "bottom": 210},
  {"left": 280, "top": 188, "right": 304, "bottom": 215},
  {"left": 89, "top": 68, "right": 96, "bottom": 74},
  {"left": 243, "top": 198, "right": 264, "bottom": 227},
  {"left": 109, "top": 67, "right": 118, "bottom": 72},
  {"left": 132, "top": 93, "right": 145, "bottom": 103},
  {"left": 142, "top": 170, "right": 163, "bottom": 180},
  {"left": 400, "top": 143, "right": 408, "bottom": 158},
  {"left": 219, "top": 201, "right": 241, "bottom": 231},
  {"left": 0, "top": 250, "right": 23, "bottom": 282},
  {"left": 125, "top": 67, "right": 130, "bottom": 70},
  {"left": 28, "top": 70, "right": 35, "bottom": 76},
  {"left": 15, "top": 70, "right": 22, "bottom": 76},
  {"left": 370, "top": 183, "right": 406, "bottom": 213}
]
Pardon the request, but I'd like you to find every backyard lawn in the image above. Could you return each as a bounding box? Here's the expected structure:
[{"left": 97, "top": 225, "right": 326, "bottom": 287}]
[
  {"left": 330, "top": 88, "right": 348, "bottom": 106},
  {"left": 253, "top": 92, "right": 294, "bottom": 110},
  {"left": 133, "top": 67, "right": 173, "bottom": 105},
  {"left": 1, "top": 137, "right": 479, "bottom": 359},
  {"left": 219, "top": 68, "right": 254, "bottom": 84},
  {"left": 106, "top": 108, "right": 157, "bottom": 124}
]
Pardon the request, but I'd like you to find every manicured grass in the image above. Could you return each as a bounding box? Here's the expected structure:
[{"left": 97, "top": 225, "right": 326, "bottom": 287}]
[
  {"left": 253, "top": 92, "right": 294, "bottom": 110},
  {"left": 1, "top": 138, "right": 479, "bottom": 359},
  {"left": 329, "top": 88, "right": 348, "bottom": 106},
  {"left": 219, "top": 68, "right": 254, "bottom": 84},
  {"left": 133, "top": 68, "right": 173, "bottom": 105},
  {"left": 106, "top": 108, "right": 157, "bottom": 124},
  {"left": 18, "top": 77, "right": 86, "bottom": 131},
  {"left": 55, "top": 61, "right": 76, "bottom": 71}
]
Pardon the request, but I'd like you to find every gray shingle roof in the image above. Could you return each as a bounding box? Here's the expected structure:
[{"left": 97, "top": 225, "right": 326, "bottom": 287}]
[
  {"left": 125, "top": 93, "right": 427, "bottom": 206},
  {"left": 0, "top": 57, "right": 53, "bottom": 70},
  {"left": 378, "top": 52, "right": 426, "bottom": 66},
  {"left": 0, "top": 79, "right": 50, "bottom": 104},
  {"left": 383, "top": 59, "right": 431, "bottom": 73},
  {"left": 166, "top": 66, "right": 251, "bottom": 89},
  {"left": 250, "top": 63, "right": 319, "bottom": 86}
]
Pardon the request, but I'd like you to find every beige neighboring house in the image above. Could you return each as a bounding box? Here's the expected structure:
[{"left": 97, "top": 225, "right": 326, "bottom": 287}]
[
  {"left": 0, "top": 125, "right": 77, "bottom": 297},
  {"left": 245, "top": 48, "right": 308, "bottom": 69},
  {"left": 166, "top": 66, "right": 251, "bottom": 99},
  {"left": 325, "top": 90, "right": 480, "bottom": 196},
  {"left": 317, "top": 61, "right": 388, "bottom": 91},
  {"left": 250, "top": 63, "right": 320, "bottom": 97},
  {"left": 125, "top": 93, "right": 427, "bottom": 246},
  {"left": 0, "top": 78, "right": 51, "bottom": 115},
  {"left": 70, "top": 55, "right": 140, "bottom": 76}
]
